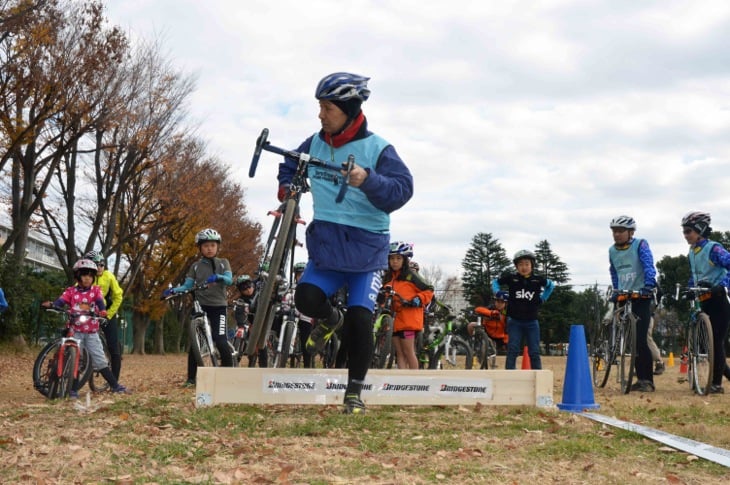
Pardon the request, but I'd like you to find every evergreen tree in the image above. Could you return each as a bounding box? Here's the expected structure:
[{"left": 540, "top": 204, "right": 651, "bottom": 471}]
[
  {"left": 461, "top": 233, "right": 511, "bottom": 306},
  {"left": 534, "top": 240, "right": 570, "bottom": 284}
]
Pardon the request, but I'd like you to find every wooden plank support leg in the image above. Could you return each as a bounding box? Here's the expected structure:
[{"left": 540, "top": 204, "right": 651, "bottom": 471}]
[{"left": 196, "top": 368, "right": 553, "bottom": 408}]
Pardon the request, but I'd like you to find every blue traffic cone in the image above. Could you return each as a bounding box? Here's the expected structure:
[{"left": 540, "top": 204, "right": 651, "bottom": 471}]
[{"left": 557, "top": 325, "right": 599, "bottom": 412}]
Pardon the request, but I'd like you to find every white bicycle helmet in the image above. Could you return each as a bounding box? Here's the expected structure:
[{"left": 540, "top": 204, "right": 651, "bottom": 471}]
[
  {"left": 389, "top": 241, "right": 413, "bottom": 259},
  {"left": 73, "top": 258, "right": 98, "bottom": 279},
  {"left": 195, "top": 228, "right": 222, "bottom": 245},
  {"left": 609, "top": 215, "right": 637, "bottom": 230}
]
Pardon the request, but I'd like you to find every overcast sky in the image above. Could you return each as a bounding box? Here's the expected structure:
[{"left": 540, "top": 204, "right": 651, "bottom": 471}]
[{"left": 105, "top": 0, "right": 730, "bottom": 289}]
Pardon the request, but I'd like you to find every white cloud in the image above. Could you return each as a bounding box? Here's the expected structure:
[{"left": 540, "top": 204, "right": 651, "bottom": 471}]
[{"left": 105, "top": 0, "right": 730, "bottom": 288}]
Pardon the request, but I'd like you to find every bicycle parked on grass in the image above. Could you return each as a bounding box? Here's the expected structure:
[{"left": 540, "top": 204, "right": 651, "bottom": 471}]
[
  {"left": 32, "top": 308, "right": 103, "bottom": 399},
  {"left": 417, "top": 301, "right": 473, "bottom": 370},
  {"left": 468, "top": 311, "right": 498, "bottom": 370},
  {"left": 592, "top": 289, "right": 650, "bottom": 394},
  {"left": 674, "top": 283, "right": 714, "bottom": 395},
  {"left": 245, "top": 128, "right": 354, "bottom": 360},
  {"left": 163, "top": 283, "right": 237, "bottom": 367}
]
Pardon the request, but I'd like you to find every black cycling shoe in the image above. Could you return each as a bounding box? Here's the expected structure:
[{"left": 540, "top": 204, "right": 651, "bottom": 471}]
[
  {"left": 343, "top": 394, "right": 366, "bottom": 414},
  {"left": 630, "top": 380, "right": 655, "bottom": 392}
]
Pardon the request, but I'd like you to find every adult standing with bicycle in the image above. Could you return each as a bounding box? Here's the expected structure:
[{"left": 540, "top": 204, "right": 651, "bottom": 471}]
[
  {"left": 608, "top": 215, "right": 658, "bottom": 393},
  {"left": 276, "top": 72, "right": 413, "bottom": 414},
  {"left": 381, "top": 241, "right": 434, "bottom": 369},
  {"left": 681, "top": 211, "right": 730, "bottom": 394},
  {"left": 84, "top": 250, "right": 124, "bottom": 381},
  {"left": 164, "top": 228, "right": 234, "bottom": 386},
  {"left": 41, "top": 259, "right": 128, "bottom": 397}
]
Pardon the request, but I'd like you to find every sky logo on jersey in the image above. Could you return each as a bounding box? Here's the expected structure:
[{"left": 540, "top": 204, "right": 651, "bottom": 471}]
[{"left": 515, "top": 289, "right": 535, "bottom": 300}]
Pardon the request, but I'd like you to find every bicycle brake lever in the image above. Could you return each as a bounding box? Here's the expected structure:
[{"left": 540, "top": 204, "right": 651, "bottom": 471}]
[{"left": 335, "top": 155, "right": 354, "bottom": 203}]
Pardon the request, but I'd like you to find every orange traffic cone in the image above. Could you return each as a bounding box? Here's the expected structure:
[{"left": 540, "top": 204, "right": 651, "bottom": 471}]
[
  {"left": 521, "top": 346, "right": 532, "bottom": 370},
  {"left": 667, "top": 352, "right": 675, "bottom": 367},
  {"left": 679, "top": 346, "right": 688, "bottom": 374}
]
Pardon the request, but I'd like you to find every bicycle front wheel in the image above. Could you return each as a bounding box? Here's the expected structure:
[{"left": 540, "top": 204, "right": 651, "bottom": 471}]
[
  {"left": 248, "top": 198, "right": 297, "bottom": 356},
  {"left": 55, "top": 346, "right": 77, "bottom": 399},
  {"left": 33, "top": 340, "right": 60, "bottom": 397},
  {"left": 591, "top": 322, "right": 612, "bottom": 388},
  {"left": 435, "top": 335, "right": 473, "bottom": 370},
  {"left": 690, "top": 313, "right": 714, "bottom": 395},
  {"left": 190, "top": 319, "right": 218, "bottom": 367},
  {"left": 619, "top": 315, "right": 636, "bottom": 394}
]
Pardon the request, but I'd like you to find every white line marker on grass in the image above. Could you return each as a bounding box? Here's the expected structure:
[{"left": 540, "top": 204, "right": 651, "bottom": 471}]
[{"left": 581, "top": 412, "right": 730, "bottom": 468}]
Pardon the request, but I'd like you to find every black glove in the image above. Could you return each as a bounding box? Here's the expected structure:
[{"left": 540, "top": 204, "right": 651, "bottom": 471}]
[
  {"left": 711, "top": 285, "right": 727, "bottom": 299},
  {"left": 698, "top": 280, "right": 712, "bottom": 289}
]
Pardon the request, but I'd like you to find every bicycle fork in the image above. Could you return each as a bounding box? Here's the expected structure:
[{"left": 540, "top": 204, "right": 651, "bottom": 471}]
[{"left": 56, "top": 339, "right": 81, "bottom": 380}]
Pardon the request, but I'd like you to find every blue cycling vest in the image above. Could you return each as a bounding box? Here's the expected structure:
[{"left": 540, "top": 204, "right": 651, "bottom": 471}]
[
  {"left": 609, "top": 239, "right": 644, "bottom": 291},
  {"left": 308, "top": 134, "right": 390, "bottom": 233},
  {"left": 689, "top": 241, "right": 727, "bottom": 286}
]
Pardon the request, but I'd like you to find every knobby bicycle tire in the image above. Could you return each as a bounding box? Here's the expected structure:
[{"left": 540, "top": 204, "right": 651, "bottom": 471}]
[
  {"left": 690, "top": 313, "right": 714, "bottom": 395},
  {"left": 90, "top": 331, "right": 111, "bottom": 392},
  {"left": 473, "top": 328, "right": 488, "bottom": 370},
  {"left": 190, "top": 318, "right": 219, "bottom": 367},
  {"left": 435, "top": 335, "right": 473, "bottom": 370},
  {"left": 57, "top": 346, "right": 78, "bottom": 398},
  {"left": 33, "top": 340, "right": 92, "bottom": 397},
  {"left": 619, "top": 314, "right": 636, "bottom": 394},
  {"left": 372, "top": 315, "right": 393, "bottom": 369},
  {"left": 248, "top": 198, "right": 297, "bottom": 356},
  {"left": 592, "top": 321, "right": 612, "bottom": 388},
  {"left": 265, "top": 330, "right": 278, "bottom": 368}
]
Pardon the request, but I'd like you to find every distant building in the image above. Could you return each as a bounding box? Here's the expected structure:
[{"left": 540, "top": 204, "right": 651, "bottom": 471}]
[{"left": 0, "top": 224, "right": 65, "bottom": 272}]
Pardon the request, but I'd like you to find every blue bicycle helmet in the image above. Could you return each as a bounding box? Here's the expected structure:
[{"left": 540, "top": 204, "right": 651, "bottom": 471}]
[
  {"left": 315, "top": 72, "right": 371, "bottom": 102},
  {"left": 389, "top": 241, "right": 413, "bottom": 259},
  {"left": 495, "top": 291, "right": 508, "bottom": 301}
]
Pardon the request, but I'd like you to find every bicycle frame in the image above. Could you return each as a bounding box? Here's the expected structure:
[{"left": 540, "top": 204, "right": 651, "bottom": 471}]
[{"left": 246, "top": 129, "right": 355, "bottom": 358}]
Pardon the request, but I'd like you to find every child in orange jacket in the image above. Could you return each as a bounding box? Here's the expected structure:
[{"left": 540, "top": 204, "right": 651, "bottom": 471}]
[
  {"left": 381, "top": 241, "right": 434, "bottom": 369},
  {"left": 470, "top": 291, "right": 509, "bottom": 351}
]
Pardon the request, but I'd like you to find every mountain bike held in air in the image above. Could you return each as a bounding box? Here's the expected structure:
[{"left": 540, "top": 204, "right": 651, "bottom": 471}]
[
  {"left": 245, "top": 128, "right": 354, "bottom": 360},
  {"left": 674, "top": 283, "right": 714, "bottom": 395}
]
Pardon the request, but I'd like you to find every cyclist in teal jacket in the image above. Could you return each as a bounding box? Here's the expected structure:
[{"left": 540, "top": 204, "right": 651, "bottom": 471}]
[
  {"left": 277, "top": 72, "right": 413, "bottom": 414},
  {"left": 682, "top": 211, "right": 730, "bottom": 394},
  {"left": 608, "top": 215, "right": 657, "bottom": 393}
]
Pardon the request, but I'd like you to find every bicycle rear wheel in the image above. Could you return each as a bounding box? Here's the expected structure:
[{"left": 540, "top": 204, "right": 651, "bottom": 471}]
[
  {"left": 190, "top": 318, "right": 219, "bottom": 367},
  {"left": 372, "top": 315, "right": 393, "bottom": 369},
  {"left": 619, "top": 315, "right": 636, "bottom": 394},
  {"left": 248, "top": 198, "right": 297, "bottom": 356},
  {"left": 690, "top": 313, "right": 714, "bottom": 395},
  {"left": 591, "top": 321, "right": 612, "bottom": 388}
]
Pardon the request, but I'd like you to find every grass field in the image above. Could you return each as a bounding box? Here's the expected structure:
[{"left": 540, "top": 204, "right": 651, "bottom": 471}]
[{"left": 1, "top": 346, "right": 729, "bottom": 484}]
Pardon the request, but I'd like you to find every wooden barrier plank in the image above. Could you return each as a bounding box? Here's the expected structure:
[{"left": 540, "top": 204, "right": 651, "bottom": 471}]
[{"left": 196, "top": 367, "right": 553, "bottom": 408}]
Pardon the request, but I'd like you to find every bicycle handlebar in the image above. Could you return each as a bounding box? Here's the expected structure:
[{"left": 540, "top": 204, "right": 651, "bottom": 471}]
[
  {"left": 161, "top": 282, "right": 210, "bottom": 301},
  {"left": 43, "top": 307, "right": 108, "bottom": 325},
  {"left": 249, "top": 128, "right": 352, "bottom": 203},
  {"left": 673, "top": 282, "right": 713, "bottom": 301}
]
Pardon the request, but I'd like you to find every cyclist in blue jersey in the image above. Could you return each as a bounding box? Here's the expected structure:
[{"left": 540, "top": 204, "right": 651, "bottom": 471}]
[
  {"left": 682, "top": 211, "right": 730, "bottom": 394},
  {"left": 608, "top": 215, "right": 658, "bottom": 393},
  {"left": 277, "top": 72, "right": 413, "bottom": 414}
]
